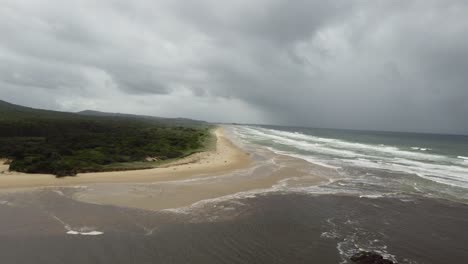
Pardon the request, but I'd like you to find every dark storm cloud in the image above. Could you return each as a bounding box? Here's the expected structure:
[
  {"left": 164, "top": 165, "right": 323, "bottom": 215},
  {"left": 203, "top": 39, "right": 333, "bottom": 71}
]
[
  {"left": 0, "top": 0, "right": 467, "bottom": 134},
  {"left": 174, "top": 0, "right": 353, "bottom": 45}
]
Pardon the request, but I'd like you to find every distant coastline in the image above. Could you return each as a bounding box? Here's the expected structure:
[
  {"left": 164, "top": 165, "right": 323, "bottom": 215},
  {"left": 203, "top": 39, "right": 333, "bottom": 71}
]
[{"left": 0, "top": 127, "right": 251, "bottom": 189}]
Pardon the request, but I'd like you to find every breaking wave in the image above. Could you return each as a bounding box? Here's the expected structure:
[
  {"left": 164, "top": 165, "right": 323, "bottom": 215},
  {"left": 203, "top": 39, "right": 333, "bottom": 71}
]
[{"left": 234, "top": 126, "right": 468, "bottom": 190}]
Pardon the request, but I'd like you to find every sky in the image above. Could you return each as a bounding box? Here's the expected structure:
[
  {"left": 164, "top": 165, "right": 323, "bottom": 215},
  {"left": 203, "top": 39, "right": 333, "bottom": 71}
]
[{"left": 0, "top": 0, "right": 467, "bottom": 134}]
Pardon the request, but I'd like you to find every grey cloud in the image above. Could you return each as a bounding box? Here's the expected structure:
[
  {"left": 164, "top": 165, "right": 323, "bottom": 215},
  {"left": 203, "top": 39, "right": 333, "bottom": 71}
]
[
  {"left": 0, "top": 56, "right": 89, "bottom": 90},
  {"left": 0, "top": 0, "right": 467, "bottom": 134},
  {"left": 105, "top": 65, "right": 172, "bottom": 95},
  {"left": 174, "top": 0, "right": 353, "bottom": 46}
]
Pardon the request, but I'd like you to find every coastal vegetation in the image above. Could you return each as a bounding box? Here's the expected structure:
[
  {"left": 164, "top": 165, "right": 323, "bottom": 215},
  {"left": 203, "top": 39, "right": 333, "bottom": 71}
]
[{"left": 0, "top": 100, "right": 212, "bottom": 177}]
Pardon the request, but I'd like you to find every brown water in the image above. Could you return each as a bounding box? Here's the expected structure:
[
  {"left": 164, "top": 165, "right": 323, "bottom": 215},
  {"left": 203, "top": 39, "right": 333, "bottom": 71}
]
[{"left": 0, "top": 189, "right": 467, "bottom": 264}]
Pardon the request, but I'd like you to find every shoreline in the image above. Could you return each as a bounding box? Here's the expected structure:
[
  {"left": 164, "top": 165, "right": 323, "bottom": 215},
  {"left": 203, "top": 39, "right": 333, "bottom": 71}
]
[{"left": 0, "top": 127, "right": 251, "bottom": 190}]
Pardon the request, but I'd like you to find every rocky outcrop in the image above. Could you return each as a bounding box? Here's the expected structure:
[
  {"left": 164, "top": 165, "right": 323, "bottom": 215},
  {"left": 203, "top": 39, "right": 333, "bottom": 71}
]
[{"left": 350, "top": 251, "right": 395, "bottom": 264}]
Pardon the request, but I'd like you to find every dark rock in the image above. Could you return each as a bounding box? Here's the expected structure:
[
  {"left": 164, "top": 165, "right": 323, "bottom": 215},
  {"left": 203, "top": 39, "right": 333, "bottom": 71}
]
[{"left": 350, "top": 251, "right": 395, "bottom": 264}]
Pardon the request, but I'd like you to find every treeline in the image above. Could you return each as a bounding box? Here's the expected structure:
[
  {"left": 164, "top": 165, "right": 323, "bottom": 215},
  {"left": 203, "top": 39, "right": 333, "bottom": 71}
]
[{"left": 0, "top": 101, "right": 212, "bottom": 176}]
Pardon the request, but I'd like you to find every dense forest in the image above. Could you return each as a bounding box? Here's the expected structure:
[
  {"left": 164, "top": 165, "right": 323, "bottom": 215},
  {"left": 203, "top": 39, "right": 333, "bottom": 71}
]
[{"left": 0, "top": 100, "right": 213, "bottom": 177}]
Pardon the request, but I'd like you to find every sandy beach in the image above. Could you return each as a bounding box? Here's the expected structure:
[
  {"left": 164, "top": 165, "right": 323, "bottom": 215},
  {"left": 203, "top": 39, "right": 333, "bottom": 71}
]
[
  {"left": 0, "top": 126, "right": 329, "bottom": 211},
  {"left": 0, "top": 127, "right": 251, "bottom": 189}
]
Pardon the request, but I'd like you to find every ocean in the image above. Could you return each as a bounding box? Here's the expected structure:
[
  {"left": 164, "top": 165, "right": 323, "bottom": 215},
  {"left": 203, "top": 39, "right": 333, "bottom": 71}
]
[
  {"left": 1, "top": 125, "right": 467, "bottom": 264},
  {"left": 232, "top": 125, "right": 468, "bottom": 203}
]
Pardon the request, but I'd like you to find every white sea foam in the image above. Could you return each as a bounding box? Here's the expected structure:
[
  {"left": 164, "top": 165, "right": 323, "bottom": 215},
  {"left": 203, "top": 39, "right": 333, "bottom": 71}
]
[
  {"left": 53, "top": 190, "right": 65, "bottom": 196},
  {"left": 265, "top": 147, "right": 341, "bottom": 169},
  {"left": 66, "top": 230, "right": 104, "bottom": 236},
  {"left": 236, "top": 126, "right": 468, "bottom": 192},
  {"left": 51, "top": 214, "right": 104, "bottom": 236},
  {"left": 162, "top": 187, "right": 279, "bottom": 215},
  {"left": 359, "top": 194, "right": 385, "bottom": 199},
  {"left": 339, "top": 157, "right": 468, "bottom": 188},
  {"left": 321, "top": 231, "right": 339, "bottom": 239},
  {"left": 243, "top": 126, "right": 447, "bottom": 162},
  {"left": 336, "top": 234, "right": 398, "bottom": 264},
  {"left": 412, "top": 147, "right": 431, "bottom": 151}
]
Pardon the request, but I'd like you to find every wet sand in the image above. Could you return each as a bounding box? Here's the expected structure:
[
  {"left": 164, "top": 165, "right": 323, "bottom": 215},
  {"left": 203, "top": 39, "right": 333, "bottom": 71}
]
[
  {"left": 0, "top": 127, "right": 251, "bottom": 189},
  {"left": 73, "top": 154, "right": 327, "bottom": 211}
]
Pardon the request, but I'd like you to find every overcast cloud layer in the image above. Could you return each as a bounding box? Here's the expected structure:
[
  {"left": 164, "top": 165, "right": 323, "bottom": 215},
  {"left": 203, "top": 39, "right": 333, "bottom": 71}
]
[{"left": 1, "top": 0, "right": 467, "bottom": 134}]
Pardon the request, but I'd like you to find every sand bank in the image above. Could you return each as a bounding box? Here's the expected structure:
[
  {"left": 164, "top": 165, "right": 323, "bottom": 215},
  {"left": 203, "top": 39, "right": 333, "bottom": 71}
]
[
  {"left": 0, "top": 127, "right": 251, "bottom": 189},
  {"left": 73, "top": 153, "right": 327, "bottom": 211}
]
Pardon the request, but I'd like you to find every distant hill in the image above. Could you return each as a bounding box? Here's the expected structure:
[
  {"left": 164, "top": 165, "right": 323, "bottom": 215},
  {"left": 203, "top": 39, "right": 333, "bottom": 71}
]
[
  {"left": 77, "top": 109, "right": 207, "bottom": 126},
  {"left": 0, "top": 100, "right": 76, "bottom": 120},
  {"left": 0, "top": 99, "right": 207, "bottom": 126}
]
